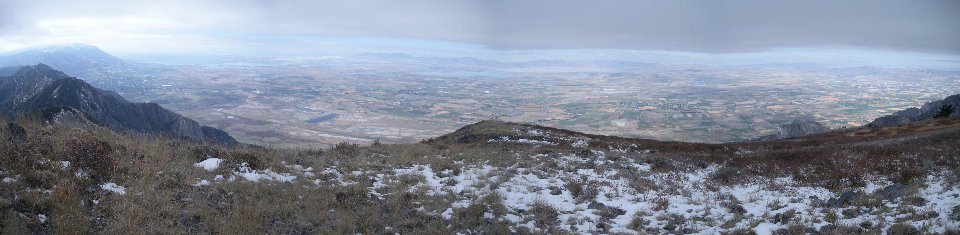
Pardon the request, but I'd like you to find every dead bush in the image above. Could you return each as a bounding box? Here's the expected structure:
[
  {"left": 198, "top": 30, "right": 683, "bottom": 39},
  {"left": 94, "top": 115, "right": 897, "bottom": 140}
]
[
  {"left": 68, "top": 137, "right": 114, "bottom": 180},
  {"left": 886, "top": 223, "right": 920, "bottom": 235},
  {"left": 711, "top": 166, "right": 742, "bottom": 184},
  {"left": 564, "top": 178, "right": 598, "bottom": 204},
  {"left": 224, "top": 150, "right": 264, "bottom": 170},
  {"left": 527, "top": 201, "right": 559, "bottom": 230}
]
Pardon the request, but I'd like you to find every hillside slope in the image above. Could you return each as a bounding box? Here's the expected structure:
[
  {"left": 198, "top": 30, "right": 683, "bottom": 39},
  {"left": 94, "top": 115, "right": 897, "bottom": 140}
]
[{"left": 1, "top": 113, "right": 957, "bottom": 234}]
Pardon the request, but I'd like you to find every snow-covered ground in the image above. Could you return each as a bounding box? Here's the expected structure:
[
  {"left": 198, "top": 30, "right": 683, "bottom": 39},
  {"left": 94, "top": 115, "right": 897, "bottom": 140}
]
[
  {"left": 170, "top": 125, "right": 960, "bottom": 233},
  {"left": 290, "top": 153, "right": 959, "bottom": 234}
]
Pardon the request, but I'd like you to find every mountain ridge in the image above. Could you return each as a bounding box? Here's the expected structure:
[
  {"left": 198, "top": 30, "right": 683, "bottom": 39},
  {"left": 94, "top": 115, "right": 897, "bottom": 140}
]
[
  {"left": 0, "top": 64, "right": 236, "bottom": 145},
  {"left": 869, "top": 94, "right": 960, "bottom": 127}
]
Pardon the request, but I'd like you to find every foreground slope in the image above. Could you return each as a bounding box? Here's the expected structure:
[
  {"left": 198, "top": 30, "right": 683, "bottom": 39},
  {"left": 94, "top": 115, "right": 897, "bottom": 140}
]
[
  {"left": 1, "top": 112, "right": 958, "bottom": 234},
  {"left": 0, "top": 64, "right": 236, "bottom": 145}
]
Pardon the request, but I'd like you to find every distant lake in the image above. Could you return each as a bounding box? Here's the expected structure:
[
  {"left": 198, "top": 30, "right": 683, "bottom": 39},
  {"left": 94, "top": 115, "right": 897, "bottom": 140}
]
[{"left": 305, "top": 114, "right": 338, "bottom": 123}]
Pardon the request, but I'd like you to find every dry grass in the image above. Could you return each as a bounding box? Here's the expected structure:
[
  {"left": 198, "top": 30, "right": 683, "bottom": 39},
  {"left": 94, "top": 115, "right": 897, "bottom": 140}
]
[{"left": 0, "top": 117, "right": 958, "bottom": 233}]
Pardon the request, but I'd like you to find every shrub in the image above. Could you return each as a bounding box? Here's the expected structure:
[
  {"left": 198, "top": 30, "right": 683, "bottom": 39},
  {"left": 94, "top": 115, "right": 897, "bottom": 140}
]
[
  {"left": 646, "top": 157, "right": 674, "bottom": 171},
  {"left": 721, "top": 197, "right": 746, "bottom": 215},
  {"left": 190, "top": 145, "right": 224, "bottom": 161},
  {"left": 935, "top": 104, "right": 955, "bottom": 118},
  {"left": 528, "top": 201, "right": 559, "bottom": 229},
  {"left": 51, "top": 183, "right": 87, "bottom": 233},
  {"left": 951, "top": 205, "right": 960, "bottom": 221},
  {"left": 332, "top": 142, "right": 362, "bottom": 158},
  {"left": 2, "top": 209, "right": 29, "bottom": 234},
  {"left": 564, "top": 178, "right": 598, "bottom": 203},
  {"left": 725, "top": 228, "right": 757, "bottom": 235},
  {"left": 628, "top": 212, "right": 650, "bottom": 232},
  {"left": 774, "top": 224, "right": 815, "bottom": 234},
  {"left": 68, "top": 137, "right": 114, "bottom": 180},
  {"left": 711, "top": 166, "right": 742, "bottom": 184},
  {"left": 224, "top": 150, "right": 264, "bottom": 170},
  {"left": 451, "top": 194, "right": 510, "bottom": 233},
  {"left": 886, "top": 223, "right": 919, "bottom": 235},
  {"left": 896, "top": 169, "right": 923, "bottom": 185},
  {"left": 652, "top": 197, "right": 670, "bottom": 211},
  {"left": 823, "top": 209, "right": 838, "bottom": 223},
  {"left": 661, "top": 213, "right": 685, "bottom": 232}
]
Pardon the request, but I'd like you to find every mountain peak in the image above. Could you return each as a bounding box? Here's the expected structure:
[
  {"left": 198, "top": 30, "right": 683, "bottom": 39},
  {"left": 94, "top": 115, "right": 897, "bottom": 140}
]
[{"left": 12, "top": 64, "right": 69, "bottom": 79}]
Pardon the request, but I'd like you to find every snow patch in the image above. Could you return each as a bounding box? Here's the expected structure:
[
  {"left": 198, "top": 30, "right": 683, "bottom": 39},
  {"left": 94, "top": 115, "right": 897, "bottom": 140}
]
[
  {"left": 233, "top": 163, "right": 296, "bottom": 183},
  {"left": 100, "top": 182, "right": 126, "bottom": 195},
  {"left": 488, "top": 136, "right": 558, "bottom": 145},
  {"left": 441, "top": 208, "right": 454, "bottom": 219},
  {"left": 571, "top": 139, "right": 589, "bottom": 148},
  {"left": 2, "top": 175, "right": 18, "bottom": 183},
  {"left": 193, "top": 179, "right": 211, "bottom": 186},
  {"left": 194, "top": 158, "right": 223, "bottom": 171}
]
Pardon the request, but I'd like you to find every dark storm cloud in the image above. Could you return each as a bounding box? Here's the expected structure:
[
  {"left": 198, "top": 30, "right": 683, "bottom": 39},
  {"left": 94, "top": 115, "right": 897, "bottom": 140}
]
[{"left": 2, "top": 0, "right": 959, "bottom": 54}]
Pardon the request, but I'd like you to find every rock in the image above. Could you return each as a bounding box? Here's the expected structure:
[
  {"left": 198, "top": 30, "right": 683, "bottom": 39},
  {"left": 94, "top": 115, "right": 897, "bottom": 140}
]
[
  {"left": 827, "top": 191, "right": 861, "bottom": 207},
  {"left": 587, "top": 201, "right": 605, "bottom": 210},
  {"left": 870, "top": 94, "right": 960, "bottom": 126},
  {"left": 819, "top": 224, "right": 836, "bottom": 234},
  {"left": 808, "top": 195, "right": 825, "bottom": 207},
  {"left": 905, "top": 197, "right": 927, "bottom": 207},
  {"left": 549, "top": 186, "right": 562, "bottom": 195},
  {"left": 771, "top": 212, "right": 792, "bottom": 224},
  {"left": 754, "top": 120, "right": 829, "bottom": 140},
  {"left": 876, "top": 183, "right": 920, "bottom": 201},
  {"left": 588, "top": 201, "right": 626, "bottom": 219}
]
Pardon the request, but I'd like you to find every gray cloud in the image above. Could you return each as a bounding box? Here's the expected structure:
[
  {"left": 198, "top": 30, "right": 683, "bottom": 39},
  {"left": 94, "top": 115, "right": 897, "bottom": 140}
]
[
  {"left": 475, "top": 0, "right": 960, "bottom": 54},
  {"left": 1, "top": 0, "right": 959, "bottom": 54}
]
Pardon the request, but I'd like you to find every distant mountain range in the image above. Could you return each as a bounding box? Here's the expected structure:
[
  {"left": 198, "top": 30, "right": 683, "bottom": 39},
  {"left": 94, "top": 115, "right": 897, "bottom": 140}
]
[
  {"left": 0, "top": 44, "right": 150, "bottom": 92},
  {"left": 0, "top": 44, "right": 126, "bottom": 77},
  {"left": 869, "top": 94, "right": 960, "bottom": 127},
  {"left": 0, "top": 64, "right": 236, "bottom": 145}
]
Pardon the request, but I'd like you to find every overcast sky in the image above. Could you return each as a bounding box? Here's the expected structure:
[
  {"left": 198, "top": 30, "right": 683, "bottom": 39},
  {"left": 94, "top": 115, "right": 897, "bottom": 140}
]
[{"left": 1, "top": 0, "right": 959, "bottom": 56}]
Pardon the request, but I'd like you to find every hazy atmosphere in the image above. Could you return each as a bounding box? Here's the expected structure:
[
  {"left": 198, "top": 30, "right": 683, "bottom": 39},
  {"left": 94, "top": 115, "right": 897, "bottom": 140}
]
[
  {"left": 2, "top": 0, "right": 959, "bottom": 56},
  {"left": 1, "top": 1, "right": 959, "bottom": 234}
]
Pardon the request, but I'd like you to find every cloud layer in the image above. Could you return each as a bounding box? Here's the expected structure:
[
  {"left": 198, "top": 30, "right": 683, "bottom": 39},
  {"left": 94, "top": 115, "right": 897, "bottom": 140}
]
[{"left": 1, "top": 0, "right": 958, "bottom": 54}]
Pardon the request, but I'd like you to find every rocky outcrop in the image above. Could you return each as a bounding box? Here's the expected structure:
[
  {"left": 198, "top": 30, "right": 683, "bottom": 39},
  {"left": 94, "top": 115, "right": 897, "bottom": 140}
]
[
  {"left": 869, "top": 94, "right": 960, "bottom": 126},
  {"left": 755, "top": 120, "right": 829, "bottom": 141}
]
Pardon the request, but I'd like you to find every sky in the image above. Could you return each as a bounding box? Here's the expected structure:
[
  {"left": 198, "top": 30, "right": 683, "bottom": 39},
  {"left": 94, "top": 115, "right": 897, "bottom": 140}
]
[{"left": 1, "top": 0, "right": 959, "bottom": 59}]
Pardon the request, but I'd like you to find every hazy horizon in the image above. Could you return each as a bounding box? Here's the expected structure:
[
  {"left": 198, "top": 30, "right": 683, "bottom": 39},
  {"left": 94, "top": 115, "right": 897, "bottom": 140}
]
[{"left": 2, "top": 0, "right": 959, "bottom": 63}]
